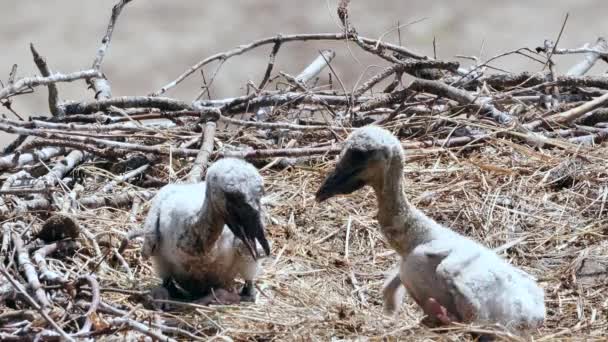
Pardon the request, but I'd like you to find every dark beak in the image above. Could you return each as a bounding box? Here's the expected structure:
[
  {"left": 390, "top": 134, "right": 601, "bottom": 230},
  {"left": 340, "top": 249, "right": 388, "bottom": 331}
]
[
  {"left": 225, "top": 194, "right": 271, "bottom": 259},
  {"left": 315, "top": 163, "right": 366, "bottom": 202}
]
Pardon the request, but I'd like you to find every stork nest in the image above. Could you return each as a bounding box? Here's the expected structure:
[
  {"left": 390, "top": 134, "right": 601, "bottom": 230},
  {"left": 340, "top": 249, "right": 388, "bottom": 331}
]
[{"left": 1, "top": 1, "right": 608, "bottom": 340}]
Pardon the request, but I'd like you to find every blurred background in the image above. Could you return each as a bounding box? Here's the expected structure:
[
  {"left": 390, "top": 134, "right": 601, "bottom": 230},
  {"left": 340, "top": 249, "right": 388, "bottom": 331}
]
[{"left": 1, "top": 0, "right": 607, "bottom": 143}]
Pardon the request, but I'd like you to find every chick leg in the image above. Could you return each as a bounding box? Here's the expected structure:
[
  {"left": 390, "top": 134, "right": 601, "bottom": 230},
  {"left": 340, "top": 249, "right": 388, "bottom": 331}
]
[
  {"left": 239, "top": 280, "right": 256, "bottom": 302},
  {"left": 382, "top": 265, "right": 405, "bottom": 315},
  {"left": 195, "top": 288, "right": 241, "bottom": 306},
  {"left": 142, "top": 278, "right": 179, "bottom": 311},
  {"left": 422, "top": 297, "right": 454, "bottom": 326},
  {"left": 235, "top": 252, "right": 260, "bottom": 303}
]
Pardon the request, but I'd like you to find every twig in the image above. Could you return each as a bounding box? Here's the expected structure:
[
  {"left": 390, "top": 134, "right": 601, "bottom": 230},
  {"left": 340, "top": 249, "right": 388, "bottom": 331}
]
[
  {"left": 151, "top": 32, "right": 425, "bottom": 96},
  {"left": 447, "top": 67, "right": 608, "bottom": 91},
  {"left": 102, "top": 163, "right": 150, "bottom": 192},
  {"left": 60, "top": 96, "right": 191, "bottom": 115},
  {"left": 1, "top": 135, "right": 28, "bottom": 155},
  {"left": 30, "top": 44, "right": 61, "bottom": 116},
  {"left": 76, "top": 275, "right": 101, "bottom": 334},
  {"left": 188, "top": 121, "right": 217, "bottom": 183},
  {"left": 1, "top": 117, "right": 159, "bottom": 133},
  {"left": 112, "top": 248, "right": 134, "bottom": 280},
  {"left": 525, "top": 91, "right": 608, "bottom": 130},
  {"left": 258, "top": 40, "right": 282, "bottom": 89},
  {"left": 219, "top": 115, "right": 347, "bottom": 131},
  {"left": 11, "top": 233, "right": 51, "bottom": 308},
  {"left": 105, "top": 317, "right": 177, "bottom": 342},
  {"left": 0, "top": 70, "right": 101, "bottom": 100},
  {"left": 0, "top": 146, "right": 67, "bottom": 172},
  {"left": 409, "top": 78, "right": 513, "bottom": 123},
  {"left": 32, "top": 241, "right": 77, "bottom": 283},
  {"left": 0, "top": 122, "right": 200, "bottom": 157},
  {"left": 566, "top": 37, "right": 608, "bottom": 76},
  {"left": 78, "top": 189, "right": 156, "bottom": 210},
  {"left": 219, "top": 145, "right": 342, "bottom": 159},
  {"left": 354, "top": 60, "right": 459, "bottom": 97},
  {"left": 0, "top": 267, "right": 74, "bottom": 342},
  {"left": 36, "top": 149, "right": 87, "bottom": 188},
  {"left": 89, "top": 0, "right": 135, "bottom": 99},
  {"left": 294, "top": 49, "right": 336, "bottom": 87}
]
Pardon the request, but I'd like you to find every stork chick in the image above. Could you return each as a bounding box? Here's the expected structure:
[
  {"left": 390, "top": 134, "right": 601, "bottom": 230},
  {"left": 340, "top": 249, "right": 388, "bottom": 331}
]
[
  {"left": 141, "top": 158, "right": 270, "bottom": 308},
  {"left": 315, "top": 126, "right": 545, "bottom": 333}
]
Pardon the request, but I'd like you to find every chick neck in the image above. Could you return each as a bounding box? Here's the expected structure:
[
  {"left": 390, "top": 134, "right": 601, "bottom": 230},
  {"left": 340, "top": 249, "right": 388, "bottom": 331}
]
[
  {"left": 370, "top": 149, "right": 433, "bottom": 256},
  {"left": 191, "top": 186, "right": 226, "bottom": 254}
]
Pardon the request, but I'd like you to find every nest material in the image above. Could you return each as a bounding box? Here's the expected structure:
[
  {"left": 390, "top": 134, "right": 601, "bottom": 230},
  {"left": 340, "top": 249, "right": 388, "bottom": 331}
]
[{"left": 1, "top": 1, "right": 608, "bottom": 341}]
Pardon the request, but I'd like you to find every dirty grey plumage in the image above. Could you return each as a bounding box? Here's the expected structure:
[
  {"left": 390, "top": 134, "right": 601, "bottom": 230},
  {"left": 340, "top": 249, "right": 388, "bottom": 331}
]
[
  {"left": 316, "top": 126, "right": 545, "bottom": 333},
  {"left": 141, "top": 158, "right": 270, "bottom": 298}
]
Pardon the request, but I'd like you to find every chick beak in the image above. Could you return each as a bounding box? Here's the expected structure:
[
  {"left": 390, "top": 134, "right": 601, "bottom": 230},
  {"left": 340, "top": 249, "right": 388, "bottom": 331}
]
[
  {"left": 315, "top": 163, "right": 365, "bottom": 202},
  {"left": 225, "top": 196, "right": 271, "bottom": 259}
]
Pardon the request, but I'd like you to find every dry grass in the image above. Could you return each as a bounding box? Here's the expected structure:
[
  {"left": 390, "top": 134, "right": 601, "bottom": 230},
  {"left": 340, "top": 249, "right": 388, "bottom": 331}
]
[{"left": 21, "top": 125, "right": 604, "bottom": 341}]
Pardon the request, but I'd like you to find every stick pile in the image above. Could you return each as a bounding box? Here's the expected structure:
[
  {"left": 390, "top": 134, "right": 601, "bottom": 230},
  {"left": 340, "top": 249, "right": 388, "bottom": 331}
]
[{"left": 1, "top": 1, "right": 607, "bottom": 340}]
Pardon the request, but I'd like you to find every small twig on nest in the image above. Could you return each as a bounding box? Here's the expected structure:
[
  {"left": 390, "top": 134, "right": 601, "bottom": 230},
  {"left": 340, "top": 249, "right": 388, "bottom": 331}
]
[
  {"left": 337, "top": 0, "right": 351, "bottom": 27},
  {"left": 30, "top": 43, "right": 62, "bottom": 116},
  {"left": 112, "top": 248, "right": 134, "bottom": 280},
  {"left": 89, "top": 0, "right": 135, "bottom": 99},
  {"left": 32, "top": 241, "right": 77, "bottom": 283},
  {"left": 188, "top": 121, "right": 217, "bottom": 183},
  {"left": 12, "top": 233, "right": 51, "bottom": 308},
  {"left": 566, "top": 37, "right": 608, "bottom": 76},
  {"left": 294, "top": 49, "right": 336, "bottom": 88},
  {"left": 0, "top": 69, "right": 101, "bottom": 100},
  {"left": 219, "top": 145, "right": 342, "bottom": 159},
  {"left": 105, "top": 317, "right": 178, "bottom": 342},
  {"left": 354, "top": 60, "right": 459, "bottom": 97},
  {"left": 219, "top": 115, "right": 347, "bottom": 131},
  {"left": 409, "top": 78, "right": 513, "bottom": 124},
  {"left": 1, "top": 135, "right": 28, "bottom": 155},
  {"left": 60, "top": 96, "right": 192, "bottom": 115},
  {"left": 78, "top": 189, "right": 156, "bottom": 210},
  {"left": 0, "top": 146, "right": 66, "bottom": 172},
  {"left": 525, "top": 91, "right": 608, "bottom": 130},
  {"left": 0, "top": 267, "right": 74, "bottom": 342},
  {"left": 258, "top": 40, "right": 282, "bottom": 90},
  {"left": 76, "top": 274, "right": 101, "bottom": 334},
  {"left": 102, "top": 163, "right": 150, "bottom": 192},
  {"left": 37, "top": 149, "right": 87, "bottom": 188},
  {"left": 151, "top": 32, "right": 424, "bottom": 96}
]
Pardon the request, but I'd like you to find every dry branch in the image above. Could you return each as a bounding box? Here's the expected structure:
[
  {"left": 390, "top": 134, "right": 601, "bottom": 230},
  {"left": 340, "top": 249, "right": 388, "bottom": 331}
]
[
  {"left": 12, "top": 233, "right": 51, "bottom": 308},
  {"left": 566, "top": 37, "right": 608, "bottom": 76},
  {"left": 526, "top": 91, "right": 608, "bottom": 129},
  {"left": 78, "top": 189, "right": 155, "bottom": 209},
  {"left": 60, "top": 96, "right": 191, "bottom": 115},
  {"left": 0, "top": 146, "right": 67, "bottom": 171},
  {"left": 105, "top": 317, "right": 177, "bottom": 342},
  {"left": 0, "top": 70, "right": 101, "bottom": 100},
  {"left": 188, "top": 121, "right": 216, "bottom": 182},
  {"left": 0, "top": 267, "right": 74, "bottom": 342},
  {"left": 409, "top": 78, "right": 513, "bottom": 123},
  {"left": 151, "top": 32, "right": 424, "bottom": 96},
  {"left": 30, "top": 44, "right": 61, "bottom": 116},
  {"left": 294, "top": 49, "right": 336, "bottom": 86},
  {"left": 102, "top": 163, "right": 150, "bottom": 192},
  {"left": 89, "top": 0, "right": 134, "bottom": 99}
]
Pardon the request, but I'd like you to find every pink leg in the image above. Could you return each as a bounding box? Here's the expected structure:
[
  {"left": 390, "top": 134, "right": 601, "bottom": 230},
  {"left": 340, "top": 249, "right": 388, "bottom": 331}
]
[{"left": 422, "top": 297, "right": 454, "bottom": 326}]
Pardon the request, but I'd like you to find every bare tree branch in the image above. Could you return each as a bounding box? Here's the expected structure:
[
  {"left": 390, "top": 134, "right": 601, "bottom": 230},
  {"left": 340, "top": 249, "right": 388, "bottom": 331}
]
[
  {"left": 0, "top": 70, "right": 101, "bottom": 100},
  {"left": 30, "top": 43, "right": 62, "bottom": 116}
]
